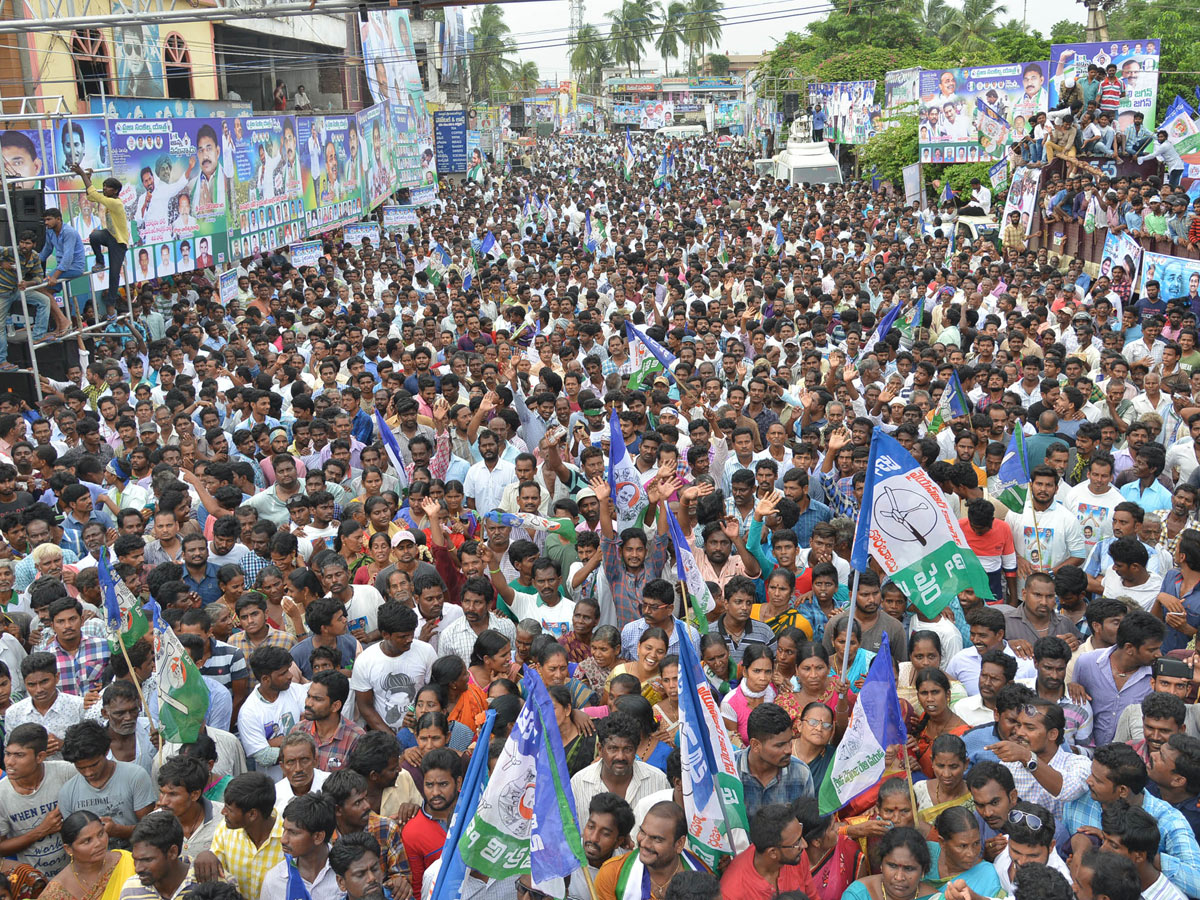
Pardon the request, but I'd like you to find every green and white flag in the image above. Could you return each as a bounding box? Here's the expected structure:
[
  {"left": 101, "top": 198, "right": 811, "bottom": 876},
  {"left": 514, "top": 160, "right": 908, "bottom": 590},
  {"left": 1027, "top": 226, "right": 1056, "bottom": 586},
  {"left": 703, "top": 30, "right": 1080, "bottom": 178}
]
[
  {"left": 852, "top": 429, "right": 993, "bottom": 618},
  {"left": 149, "top": 601, "right": 210, "bottom": 744},
  {"left": 994, "top": 428, "right": 1032, "bottom": 514}
]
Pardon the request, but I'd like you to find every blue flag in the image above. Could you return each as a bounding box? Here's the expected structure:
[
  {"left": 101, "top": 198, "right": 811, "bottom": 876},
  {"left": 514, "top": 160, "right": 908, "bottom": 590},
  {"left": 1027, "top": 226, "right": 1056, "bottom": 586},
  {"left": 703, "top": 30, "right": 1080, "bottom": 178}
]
[
  {"left": 856, "top": 301, "right": 905, "bottom": 362},
  {"left": 374, "top": 410, "right": 410, "bottom": 491},
  {"left": 284, "top": 855, "right": 312, "bottom": 900},
  {"left": 459, "top": 669, "right": 586, "bottom": 882},
  {"left": 97, "top": 546, "right": 122, "bottom": 632},
  {"left": 479, "top": 230, "right": 497, "bottom": 257},
  {"left": 940, "top": 182, "right": 954, "bottom": 204},
  {"left": 430, "top": 711, "right": 497, "bottom": 900},
  {"left": 624, "top": 321, "right": 677, "bottom": 384},
  {"left": 818, "top": 632, "right": 908, "bottom": 813},
  {"left": 676, "top": 624, "right": 747, "bottom": 867}
]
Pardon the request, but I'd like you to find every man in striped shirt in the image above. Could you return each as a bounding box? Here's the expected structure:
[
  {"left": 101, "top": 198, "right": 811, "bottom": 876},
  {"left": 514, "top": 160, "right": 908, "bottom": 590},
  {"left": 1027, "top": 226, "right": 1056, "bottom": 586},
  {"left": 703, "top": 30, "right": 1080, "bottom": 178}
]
[{"left": 1098, "top": 64, "right": 1126, "bottom": 114}]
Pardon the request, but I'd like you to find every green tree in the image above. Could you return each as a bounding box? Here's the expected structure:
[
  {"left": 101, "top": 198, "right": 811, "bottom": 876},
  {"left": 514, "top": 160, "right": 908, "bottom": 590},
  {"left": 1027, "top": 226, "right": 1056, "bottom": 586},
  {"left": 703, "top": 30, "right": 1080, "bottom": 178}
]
[
  {"left": 1049, "top": 19, "right": 1085, "bottom": 42},
  {"left": 1108, "top": 0, "right": 1200, "bottom": 123},
  {"left": 607, "top": 3, "right": 643, "bottom": 75},
  {"left": 655, "top": 2, "right": 688, "bottom": 75},
  {"left": 570, "top": 24, "right": 613, "bottom": 94},
  {"left": 510, "top": 61, "right": 541, "bottom": 94},
  {"left": 707, "top": 52, "right": 730, "bottom": 75},
  {"left": 939, "top": 0, "right": 1007, "bottom": 53},
  {"left": 916, "top": 0, "right": 952, "bottom": 38},
  {"left": 683, "top": 0, "right": 724, "bottom": 75},
  {"left": 469, "top": 4, "right": 516, "bottom": 102}
]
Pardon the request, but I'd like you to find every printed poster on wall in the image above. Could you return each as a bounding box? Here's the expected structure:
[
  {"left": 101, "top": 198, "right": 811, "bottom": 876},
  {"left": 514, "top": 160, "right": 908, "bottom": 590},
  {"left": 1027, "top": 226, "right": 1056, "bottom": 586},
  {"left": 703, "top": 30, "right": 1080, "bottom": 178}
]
[
  {"left": 884, "top": 68, "right": 920, "bottom": 128},
  {"left": 225, "top": 114, "right": 306, "bottom": 262},
  {"left": 358, "top": 104, "right": 398, "bottom": 210},
  {"left": 114, "top": 24, "right": 163, "bottom": 99},
  {"left": 919, "top": 63, "right": 1049, "bottom": 163},
  {"left": 434, "top": 110, "right": 467, "bottom": 173},
  {"left": 1001, "top": 166, "right": 1041, "bottom": 236},
  {"left": 361, "top": 9, "right": 423, "bottom": 105},
  {"left": 639, "top": 101, "right": 674, "bottom": 130},
  {"left": 1048, "top": 41, "right": 1160, "bottom": 129}
]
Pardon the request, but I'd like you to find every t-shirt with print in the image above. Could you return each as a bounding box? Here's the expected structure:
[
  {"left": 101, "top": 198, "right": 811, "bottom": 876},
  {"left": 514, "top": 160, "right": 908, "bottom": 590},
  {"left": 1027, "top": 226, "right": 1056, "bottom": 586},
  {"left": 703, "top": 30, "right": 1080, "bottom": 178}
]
[
  {"left": 58, "top": 760, "right": 156, "bottom": 849},
  {"left": 511, "top": 592, "right": 576, "bottom": 639},
  {"left": 0, "top": 760, "right": 76, "bottom": 875},
  {"left": 1066, "top": 483, "right": 1125, "bottom": 549},
  {"left": 350, "top": 640, "right": 437, "bottom": 732}
]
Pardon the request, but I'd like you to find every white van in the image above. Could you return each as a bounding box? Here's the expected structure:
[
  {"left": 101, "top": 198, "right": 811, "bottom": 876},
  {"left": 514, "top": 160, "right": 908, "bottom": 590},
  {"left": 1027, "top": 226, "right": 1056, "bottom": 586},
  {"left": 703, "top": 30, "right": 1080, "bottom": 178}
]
[{"left": 655, "top": 124, "right": 706, "bottom": 139}]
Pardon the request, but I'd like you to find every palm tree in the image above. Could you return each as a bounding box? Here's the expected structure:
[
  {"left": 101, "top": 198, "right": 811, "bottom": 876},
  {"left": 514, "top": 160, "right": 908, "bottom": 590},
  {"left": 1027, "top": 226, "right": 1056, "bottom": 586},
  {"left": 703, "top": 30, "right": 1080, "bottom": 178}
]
[
  {"left": 683, "top": 0, "right": 723, "bottom": 75},
  {"left": 470, "top": 4, "right": 516, "bottom": 101},
  {"left": 655, "top": 2, "right": 687, "bottom": 76},
  {"left": 607, "top": 4, "right": 641, "bottom": 76},
  {"left": 570, "top": 24, "right": 613, "bottom": 93},
  {"left": 509, "top": 61, "right": 541, "bottom": 94},
  {"left": 916, "top": 0, "right": 952, "bottom": 38},
  {"left": 939, "top": 0, "right": 1006, "bottom": 52}
]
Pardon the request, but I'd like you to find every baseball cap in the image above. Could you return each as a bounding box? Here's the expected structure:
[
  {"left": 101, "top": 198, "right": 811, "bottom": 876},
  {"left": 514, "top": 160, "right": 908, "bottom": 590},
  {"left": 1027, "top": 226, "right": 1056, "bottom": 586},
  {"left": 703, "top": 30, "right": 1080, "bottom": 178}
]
[{"left": 392, "top": 530, "right": 417, "bottom": 546}]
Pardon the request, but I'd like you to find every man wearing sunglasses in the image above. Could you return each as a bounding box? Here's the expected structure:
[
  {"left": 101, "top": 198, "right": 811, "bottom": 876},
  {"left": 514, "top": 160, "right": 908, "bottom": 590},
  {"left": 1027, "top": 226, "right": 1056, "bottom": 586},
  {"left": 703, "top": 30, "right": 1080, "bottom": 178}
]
[{"left": 991, "top": 800, "right": 1070, "bottom": 893}]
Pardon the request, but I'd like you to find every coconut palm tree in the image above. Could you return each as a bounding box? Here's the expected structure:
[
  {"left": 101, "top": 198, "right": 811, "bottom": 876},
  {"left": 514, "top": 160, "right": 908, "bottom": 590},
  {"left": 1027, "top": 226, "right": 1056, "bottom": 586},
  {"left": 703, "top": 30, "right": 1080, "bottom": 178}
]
[
  {"left": 655, "top": 2, "right": 687, "bottom": 75},
  {"left": 683, "top": 0, "right": 723, "bottom": 75},
  {"left": 939, "top": 0, "right": 1006, "bottom": 52},
  {"left": 607, "top": 4, "right": 641, "bottom": 76},
  {"left": 509, "top": 61, "right": 541, "bottom": 94},
  {"left": 469, "top": 4, "right": 516, "bottom": 101},
  {"left": 570, "top": 24, "right": 614, "bottom": 93},
  {"left": 917, "top": 0, "right": 952, "bottom": 38}
]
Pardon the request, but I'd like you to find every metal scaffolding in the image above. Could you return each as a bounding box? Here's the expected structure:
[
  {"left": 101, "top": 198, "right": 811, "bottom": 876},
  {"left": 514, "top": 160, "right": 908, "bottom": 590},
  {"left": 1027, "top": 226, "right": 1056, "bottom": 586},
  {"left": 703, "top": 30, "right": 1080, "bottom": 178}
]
[{"left": 0, "top": 89, "right": 135, "bottom": 400}]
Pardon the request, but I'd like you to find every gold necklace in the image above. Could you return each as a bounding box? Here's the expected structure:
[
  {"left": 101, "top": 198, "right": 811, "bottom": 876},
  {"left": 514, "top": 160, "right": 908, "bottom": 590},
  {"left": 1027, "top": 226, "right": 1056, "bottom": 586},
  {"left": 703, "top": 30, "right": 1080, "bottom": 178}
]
[{"left": 72, "top": 860, "right": 106, "bottom": 895}]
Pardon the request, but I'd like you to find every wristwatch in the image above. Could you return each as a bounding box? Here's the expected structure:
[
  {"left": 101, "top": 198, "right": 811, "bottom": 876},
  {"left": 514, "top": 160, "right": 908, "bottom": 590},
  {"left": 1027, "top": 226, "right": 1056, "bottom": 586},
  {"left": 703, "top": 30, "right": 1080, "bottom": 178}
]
[{"left": 1025, "top": 756, "right": 1038, "bottom": 772}]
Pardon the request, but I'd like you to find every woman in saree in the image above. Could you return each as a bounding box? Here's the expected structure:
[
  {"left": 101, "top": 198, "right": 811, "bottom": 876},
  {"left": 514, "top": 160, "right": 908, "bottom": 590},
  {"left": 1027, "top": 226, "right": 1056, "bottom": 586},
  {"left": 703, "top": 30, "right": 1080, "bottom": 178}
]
[
  {"left": 913, "top": 734, "right": 974, "bottom": 827},
  {"left": 651, "top": 654, "right": 681, "bottom": 744},
  {"left": 551, "top": 683, "right": 596, "bottom": 775},
  {"left": 842, "top": 777, "right": 929, "bottom": 872},
  {"left": 468, "top": 629, "right": 513, "bottom": 691},
  {"left": 829, "top": 617, "right": 875, "bottom": 690},
  {"left": 752, "top": 568, "right": 813, "bottom": 638},
  {"left": 795, "top": 798, "right": 867, "bottom": 900},
  {"left": 771, "top": 626, "right": 808, "bottom": 694},
  {"left": 841, "top": 826, "right": 931, "bottom": 900},
  {"left": 606, "top": 627, "right": 667, "bottom": 703},
  {"left": 776, "top": 641, "right": 852, "bottom": 739},
  {"left": 352, "top": 531, "right": 393, "bottom": 588},
  {"left": 700, "top": 633, "right": 736, "bottom": 700},
  {"left": 908, "top": 668, "right": 970, "bottom": 780},
  {"left": 429, "top": 654, "right": 488, "bottom": 732},
  {"left": 919, "top": 806, "right": 1002, "bottom": 899},
  {"left": 577, "top": 625, "right": 622, "bottom": 699},
  {"left": 898, "top": 632, "right": 967, "bottom": 719},
  {"left": 398, "top": 684, "right": 474, "bottom": 752},
  {"left": 792, "top": 700, "right": 837, "bottom": 789},
  {"left": 40, "top": 811, "right": 135, "bottom": 900}
]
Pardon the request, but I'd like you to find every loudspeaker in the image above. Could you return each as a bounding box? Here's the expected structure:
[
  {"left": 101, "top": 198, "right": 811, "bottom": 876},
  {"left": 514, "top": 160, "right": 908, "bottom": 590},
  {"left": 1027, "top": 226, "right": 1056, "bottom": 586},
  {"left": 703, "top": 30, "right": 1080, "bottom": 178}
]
[
  {"left": 781, "top": 93, "right": 801, "bottom": 121},
  {"left": 509, "top": 104, "right": 525, "bottom": 129},
  {"left": 0, "top": 188, "right": 46, "bottom": 247},
  {"left": 0, "top": 333, "right": 82, "bottom": 398}
]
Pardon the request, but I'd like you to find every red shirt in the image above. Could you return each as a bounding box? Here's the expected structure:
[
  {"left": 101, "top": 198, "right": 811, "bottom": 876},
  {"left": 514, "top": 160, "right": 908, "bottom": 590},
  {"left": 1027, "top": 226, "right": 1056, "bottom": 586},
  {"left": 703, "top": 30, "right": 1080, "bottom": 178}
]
[
  {"left": 401, "top": 806, "right": 449, "bottom": 898},
  {"left": 720, "top": 846, "right": 818, "bottom": 900}
]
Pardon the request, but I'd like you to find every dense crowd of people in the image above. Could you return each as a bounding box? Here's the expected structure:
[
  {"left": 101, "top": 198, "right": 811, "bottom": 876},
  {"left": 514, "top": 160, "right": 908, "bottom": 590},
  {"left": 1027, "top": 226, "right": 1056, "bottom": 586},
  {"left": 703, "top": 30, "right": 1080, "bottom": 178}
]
[{"left": 0, "top": 124, "right": 1197, "bottom": 900}]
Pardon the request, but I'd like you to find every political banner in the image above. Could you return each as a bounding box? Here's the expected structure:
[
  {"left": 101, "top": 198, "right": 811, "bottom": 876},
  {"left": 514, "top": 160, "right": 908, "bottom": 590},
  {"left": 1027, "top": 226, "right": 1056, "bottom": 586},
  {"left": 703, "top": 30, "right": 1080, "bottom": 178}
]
[
  {"left": 918, "top": 64, "right": 1049, "bottom": 163},
  {"left": 361, "top": 9, "right": 423, "bottom": 105},
  {"left": 358, "top": 104, "right": 398, "bottom": 209},
  {"left": 89, "top": 97, "right": 252, "bottom": 119},
  {"left": 434, "top": 110, "right": 468, "bottom": 174},
  {"left": 218, "top": 269, "right": 239, "bottom": 305},
  {"left": 1049, "top": 40, "right": 1160, "bottom": 129},
  {"left": 383, "top": 205, "right": 419, "bottom": 227},
  {"left": 640, "top": 101, "right": 675, "bottom": 130},
  {"left": 1102, "top": 231, "right": 1144, "bottom": 288},
  {"left": 299, "top": 115, "right": 365, "bottom": 235},
  {"left": 225, "top": 115, "right": 306, "bottom": 262},
  {"left": 344, "top": 222, "right": 381, "bottom": 246},
  {"left": 114, "top": 24, "right": 163, "bottom": 99},
  {"left": 1140, "top": 252, "right": 1200, "bottom": 300},
  {"left": 1161, "top": 106, "right": 1198, "bottom": 145},
  {"left": 0, "top": 127, "right": 54, "bottom": 191},
  {"left": 291, "top": 240, "right": 323, "bottom": 268},
  {"left": 106, "top": 117, "right": 228, "bottom": 280},
  {"left": 902, "top": 162, "right": 923, "bottom": 209},
  {"left": 1001, "top": 166, "right": 1041, "bottom": 236},
  {"left": 884, "top": 68, "right": 921, "bottom": 128},
  {"left": 392, "top": 100, "right": 433, "bottom": 189},
  {"left": 808, "top": 81, "right": 879, "bottom": 144}
]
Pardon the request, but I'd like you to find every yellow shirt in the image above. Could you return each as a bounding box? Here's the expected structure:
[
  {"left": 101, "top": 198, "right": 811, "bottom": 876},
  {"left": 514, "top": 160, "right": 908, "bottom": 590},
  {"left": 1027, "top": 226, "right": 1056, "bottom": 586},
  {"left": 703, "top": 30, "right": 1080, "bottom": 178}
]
[
  {"left": 209, "top": 812, "right": 285, "bottom": 900},
  {"left": 86, "top": 184, "right": 130, "bottom": 246}
]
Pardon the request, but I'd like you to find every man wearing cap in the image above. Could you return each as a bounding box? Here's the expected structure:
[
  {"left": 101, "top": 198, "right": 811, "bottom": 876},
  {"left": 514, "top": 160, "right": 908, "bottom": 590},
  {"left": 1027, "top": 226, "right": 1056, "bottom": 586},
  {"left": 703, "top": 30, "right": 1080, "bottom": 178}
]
[{"left": 104, "top": 457, "right": 151, "bottom": 513}]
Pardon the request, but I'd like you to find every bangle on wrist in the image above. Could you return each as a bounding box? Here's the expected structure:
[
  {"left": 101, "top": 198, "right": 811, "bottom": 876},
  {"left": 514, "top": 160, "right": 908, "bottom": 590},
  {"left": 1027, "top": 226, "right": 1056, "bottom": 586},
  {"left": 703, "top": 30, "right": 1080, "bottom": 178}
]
[{"left": 488, "top": 568, "right": 501, "bottom": 574}]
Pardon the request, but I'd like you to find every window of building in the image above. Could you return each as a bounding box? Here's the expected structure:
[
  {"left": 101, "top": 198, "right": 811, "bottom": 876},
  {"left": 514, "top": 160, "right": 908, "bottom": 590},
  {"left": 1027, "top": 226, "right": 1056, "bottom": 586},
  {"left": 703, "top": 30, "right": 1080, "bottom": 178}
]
[
  {"left": 164, "top": 33, "right": 193, "bottom": 99},
  {"left": 70, "top": 29, "right": 111, "bottom": 101}
]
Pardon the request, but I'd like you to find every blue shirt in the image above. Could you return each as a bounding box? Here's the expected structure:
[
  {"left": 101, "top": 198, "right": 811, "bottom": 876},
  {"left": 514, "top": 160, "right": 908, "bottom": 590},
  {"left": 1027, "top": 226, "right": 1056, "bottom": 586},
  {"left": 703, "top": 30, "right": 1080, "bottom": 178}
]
[
  {"left": 813, "top": 110, "right": 828, "bottom": 130},
  {"left": 1119, "top": 478, "right": 1173, "bottom": 513},
  {"left": 736, "top": 750, "right": 814, "bottom": 818},
  {"left": 183, "top": 562, "right": 222, "bottom": 606},
  {"left": 351, "top": 409, "right": 374, "bottom": 445},
  {"left": 39, "top": 224, "right": 86, "bottom": 278}
]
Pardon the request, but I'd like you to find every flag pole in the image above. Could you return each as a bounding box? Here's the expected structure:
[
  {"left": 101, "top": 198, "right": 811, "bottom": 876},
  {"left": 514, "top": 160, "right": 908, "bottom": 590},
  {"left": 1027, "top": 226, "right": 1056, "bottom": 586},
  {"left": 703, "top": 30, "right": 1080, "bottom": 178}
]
[
  {"left": 115, "top": 633, "right": 151, "bottom": 720},
  {"left": 840, "top": 570, "right": 861, "bottom": 686},
  {"left": 901, "top": 740, "right": 922, "bottom": 824},
  {"left": 581, "top": 864, "right": 600, "bottom": 900}
]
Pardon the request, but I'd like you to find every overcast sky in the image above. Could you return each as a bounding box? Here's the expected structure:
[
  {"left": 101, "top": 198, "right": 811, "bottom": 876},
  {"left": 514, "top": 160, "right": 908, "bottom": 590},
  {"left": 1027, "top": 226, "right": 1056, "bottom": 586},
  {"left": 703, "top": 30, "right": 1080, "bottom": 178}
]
[{"left": 491, "top": 0, "right": 1080, "bottom": 87}]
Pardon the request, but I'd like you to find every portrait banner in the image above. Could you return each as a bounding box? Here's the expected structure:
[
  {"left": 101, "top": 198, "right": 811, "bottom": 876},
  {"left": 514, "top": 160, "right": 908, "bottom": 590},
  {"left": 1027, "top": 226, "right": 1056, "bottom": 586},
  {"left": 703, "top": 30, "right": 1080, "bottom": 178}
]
[
  {"left": 918, "top": 64, "right": 1049, "bottom": 163},
  {"left": 1049, "top": 41, "right": 1160, "bottom": 129},
  {"left": 225, "top": 115, "right": 306, "bottom": 262}
]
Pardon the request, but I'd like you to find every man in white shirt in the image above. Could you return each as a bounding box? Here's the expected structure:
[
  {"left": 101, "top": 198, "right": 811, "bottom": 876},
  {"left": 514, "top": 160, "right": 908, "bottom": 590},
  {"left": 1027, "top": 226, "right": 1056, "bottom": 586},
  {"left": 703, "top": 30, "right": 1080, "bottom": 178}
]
[
  {"left": 1065, "top": 456, "right": 1126, "bottom": 551},
  {"left": 237, "top": 645, "right": 309, "bottom": 780},
  {"left": 350, "top": 603, "right": 435, "bottom": 736},
  {"left": 992, "top": 800, "right": 1072, "bottom": 893},
  {"left": 960, "top": 178, "right": 992, "bottom": 216},
  {"left": 945, "top": 607, "right": 1036, "bottom": 695}
]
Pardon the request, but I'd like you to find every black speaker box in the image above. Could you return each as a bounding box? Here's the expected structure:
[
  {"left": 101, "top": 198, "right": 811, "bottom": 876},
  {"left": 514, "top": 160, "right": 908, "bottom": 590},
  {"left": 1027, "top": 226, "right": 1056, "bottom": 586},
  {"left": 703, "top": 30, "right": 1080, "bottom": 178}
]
[
  {"left": 510, "top": 104, "right": 525, "bottom": 129},
  {"left": 0, "top": 334, "right": 82, "bottom": 398},
  {"left": 0, "top": 188, "right": 46, "bottom": 247}
]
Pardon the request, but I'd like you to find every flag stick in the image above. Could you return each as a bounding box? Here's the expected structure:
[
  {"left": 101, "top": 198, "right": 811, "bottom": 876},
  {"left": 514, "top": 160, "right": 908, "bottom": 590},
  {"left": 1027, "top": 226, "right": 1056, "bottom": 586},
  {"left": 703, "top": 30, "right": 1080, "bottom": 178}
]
[
  {"left": 901, "top": 740, "right": 922, "bottom": 825},
  {"left": 840, "top": 570, "right": 861, "bottom": 685},
  {"left": 581, "top": 864, "right": 600, "bottom": 900},
  {"left": 115, "top": 633, "right": 151, "bottom": 719}
]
